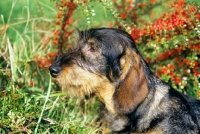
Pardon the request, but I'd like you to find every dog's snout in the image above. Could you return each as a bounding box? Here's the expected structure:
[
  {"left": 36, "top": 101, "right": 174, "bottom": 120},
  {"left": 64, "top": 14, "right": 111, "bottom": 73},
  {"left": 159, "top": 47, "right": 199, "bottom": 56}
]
[{"left": 49, "top": 65, "right": 62, "bottom": 78}]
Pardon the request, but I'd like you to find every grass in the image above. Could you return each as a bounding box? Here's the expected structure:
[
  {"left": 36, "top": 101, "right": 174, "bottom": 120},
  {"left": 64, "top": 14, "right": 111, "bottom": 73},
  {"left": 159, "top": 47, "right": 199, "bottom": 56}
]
[
  {"left": 0, "top": 88, "right": 101, "bottom": 133},
  {"left": 0, "top": 0, "right": 103, "bottom": 133}
]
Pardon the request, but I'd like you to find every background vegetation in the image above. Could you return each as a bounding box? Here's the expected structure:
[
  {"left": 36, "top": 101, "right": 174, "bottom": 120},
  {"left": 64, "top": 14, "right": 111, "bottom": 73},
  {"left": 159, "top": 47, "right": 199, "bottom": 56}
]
[{"left": 0, "top": 0, "right": 199, "bottom": 133}]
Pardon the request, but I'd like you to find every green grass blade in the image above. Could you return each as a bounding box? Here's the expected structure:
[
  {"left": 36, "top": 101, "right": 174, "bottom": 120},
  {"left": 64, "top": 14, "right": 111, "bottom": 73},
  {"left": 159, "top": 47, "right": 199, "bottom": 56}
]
[
  {"left": 34, "top": 75, "right": 52, "bottom": 134},
  {"left": 7, "top": 39, "right": 16, "bottom": 84}
]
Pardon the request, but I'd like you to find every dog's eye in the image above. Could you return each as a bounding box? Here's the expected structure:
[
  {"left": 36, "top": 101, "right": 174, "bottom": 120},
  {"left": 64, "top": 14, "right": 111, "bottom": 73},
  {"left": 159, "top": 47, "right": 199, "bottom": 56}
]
[
  {"left": 89, "top": 46, "right": 95, "bottom": 52},
  {"left": 88, "top": 42, "right": 99, "bottom": 52}
]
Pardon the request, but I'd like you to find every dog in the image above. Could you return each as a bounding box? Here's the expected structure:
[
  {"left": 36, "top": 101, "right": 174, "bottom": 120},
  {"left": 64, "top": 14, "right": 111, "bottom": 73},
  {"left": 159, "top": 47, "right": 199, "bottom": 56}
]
[{"left": 49, "top": 28, "right": 200, "bottom": 134}]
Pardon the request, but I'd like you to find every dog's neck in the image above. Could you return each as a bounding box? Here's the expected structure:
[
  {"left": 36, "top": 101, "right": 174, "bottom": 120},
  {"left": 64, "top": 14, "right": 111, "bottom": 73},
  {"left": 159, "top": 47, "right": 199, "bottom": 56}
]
[{"left": 95, "top": 84, "right": 117, "bottom": 114}]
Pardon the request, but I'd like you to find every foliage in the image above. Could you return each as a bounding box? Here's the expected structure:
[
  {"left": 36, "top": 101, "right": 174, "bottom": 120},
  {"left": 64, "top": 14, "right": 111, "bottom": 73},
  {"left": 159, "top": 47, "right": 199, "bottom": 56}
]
[
  {"left": 0, "top": 0, "right": 199, "bottom": 133},
  {"left": 128, "top": 0, "right": 200, "bottom": 97},
  {"left": 49, "top": 0, "right": 200, "bottom": 98}
]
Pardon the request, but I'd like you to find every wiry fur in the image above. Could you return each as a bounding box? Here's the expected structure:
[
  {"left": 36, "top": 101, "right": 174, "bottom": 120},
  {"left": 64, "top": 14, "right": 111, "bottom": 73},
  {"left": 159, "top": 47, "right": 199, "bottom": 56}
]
[{"left": 49, "top": 28, "right": 200, "bottom": 134}]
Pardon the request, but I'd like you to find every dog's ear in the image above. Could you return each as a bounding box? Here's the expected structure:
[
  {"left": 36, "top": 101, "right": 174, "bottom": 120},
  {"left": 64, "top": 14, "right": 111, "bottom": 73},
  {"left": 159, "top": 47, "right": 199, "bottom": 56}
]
[{"left": 113, "top": 48, "right": 148, "bottom": 114}]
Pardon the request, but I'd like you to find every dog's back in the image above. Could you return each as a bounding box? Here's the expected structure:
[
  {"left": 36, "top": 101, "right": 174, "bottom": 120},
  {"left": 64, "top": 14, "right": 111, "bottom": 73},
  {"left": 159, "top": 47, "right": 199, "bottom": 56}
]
[
  {"left": 165, "top": 88, "right": 200, "bottom": 134},
  {"left": 182, "top": 93, "right": 200, "bottom": 128}
]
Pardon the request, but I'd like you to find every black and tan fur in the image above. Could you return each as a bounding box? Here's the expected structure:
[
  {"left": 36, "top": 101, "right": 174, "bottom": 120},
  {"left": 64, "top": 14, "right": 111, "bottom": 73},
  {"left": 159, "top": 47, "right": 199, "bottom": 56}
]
[{"left": 49, "top": 28, "right": 200, "bottom": 134}]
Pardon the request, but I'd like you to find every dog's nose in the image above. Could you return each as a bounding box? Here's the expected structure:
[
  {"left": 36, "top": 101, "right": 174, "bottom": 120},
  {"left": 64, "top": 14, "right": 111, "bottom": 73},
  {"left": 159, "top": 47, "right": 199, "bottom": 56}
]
[{"left": 49, "top": 65, "right": 62, "bottom": 78}]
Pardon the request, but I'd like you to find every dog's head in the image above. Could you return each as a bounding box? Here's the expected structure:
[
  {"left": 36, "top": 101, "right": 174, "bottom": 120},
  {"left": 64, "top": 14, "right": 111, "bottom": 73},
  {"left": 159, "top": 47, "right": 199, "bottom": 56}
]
[{"left": 49, "top": 28, "right": 148, "bottom": 114}]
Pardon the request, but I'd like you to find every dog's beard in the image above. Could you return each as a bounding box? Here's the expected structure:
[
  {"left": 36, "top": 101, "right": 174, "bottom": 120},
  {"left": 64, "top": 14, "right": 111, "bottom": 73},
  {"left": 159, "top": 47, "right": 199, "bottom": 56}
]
[{"left": 55, "top": 65, "right": 107, "bottom": 98}]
